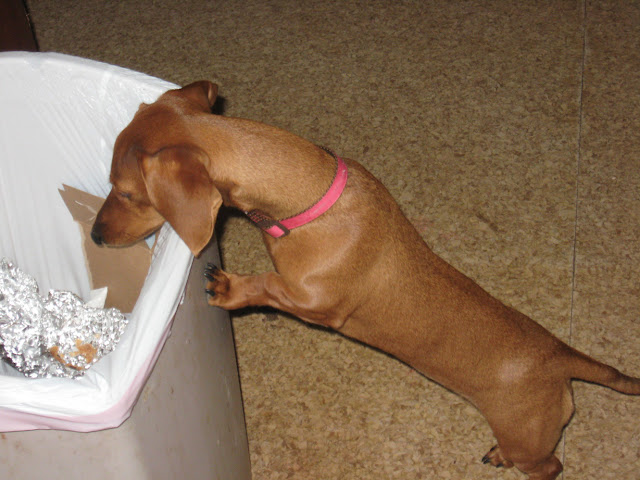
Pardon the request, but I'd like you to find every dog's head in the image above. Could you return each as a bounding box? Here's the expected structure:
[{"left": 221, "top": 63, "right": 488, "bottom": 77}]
[{"left": 91, "top": 81, "right": 222, "bottom": 256}]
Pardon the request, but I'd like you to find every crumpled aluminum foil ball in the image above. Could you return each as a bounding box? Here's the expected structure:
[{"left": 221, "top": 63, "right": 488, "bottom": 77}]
[{"left": 0, "top": 258, "right": 128, "bottom": 378}]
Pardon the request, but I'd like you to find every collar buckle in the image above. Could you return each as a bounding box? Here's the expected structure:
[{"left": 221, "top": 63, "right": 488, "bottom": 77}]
[{"left": 245, "top": 210, "right": 290, "bottom": 238}]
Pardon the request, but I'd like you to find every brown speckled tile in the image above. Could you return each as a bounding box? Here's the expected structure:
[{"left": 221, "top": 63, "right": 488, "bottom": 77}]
[
  {"left": 215, "top": 2, "right": 586, "bottom": 479},
  {"left": 564, "top": 2, "right": 640, "bottom": 478}
]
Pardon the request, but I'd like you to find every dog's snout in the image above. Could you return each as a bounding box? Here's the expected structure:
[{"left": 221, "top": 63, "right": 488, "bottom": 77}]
[{"left": 90, "top": 225, "right": 104, "bottom": 245}]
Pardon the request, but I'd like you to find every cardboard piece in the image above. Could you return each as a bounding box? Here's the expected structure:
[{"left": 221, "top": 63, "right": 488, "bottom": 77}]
[{"left": 58, "top": 185, "right": 152, "bottom": 313}]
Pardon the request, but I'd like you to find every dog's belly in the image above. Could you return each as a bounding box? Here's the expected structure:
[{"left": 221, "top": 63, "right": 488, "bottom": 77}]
[{"left": 335, "top": 243, "right": 567, "bottom": 401}]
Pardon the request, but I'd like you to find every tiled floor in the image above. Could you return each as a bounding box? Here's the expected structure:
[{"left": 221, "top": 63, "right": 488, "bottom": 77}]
[{"left": 28, "top": 0, "right": 640, "bottom": 478}]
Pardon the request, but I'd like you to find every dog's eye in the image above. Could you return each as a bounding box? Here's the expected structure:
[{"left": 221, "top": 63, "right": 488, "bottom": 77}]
[{"left": 118, "top": 191, "right": 132, "bottom": 200}]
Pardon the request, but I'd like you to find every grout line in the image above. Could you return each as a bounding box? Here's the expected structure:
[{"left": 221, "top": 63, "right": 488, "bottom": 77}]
[
  {"left": 570, "top": 0, "right": 588, "bottom": 348},
  {"left": 562, "top": 0, "right": 588, "bottom": 477}
]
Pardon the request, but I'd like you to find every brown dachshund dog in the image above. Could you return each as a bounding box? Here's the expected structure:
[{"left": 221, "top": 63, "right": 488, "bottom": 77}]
[{"left": 91, "top": 81, "right": 640, "bottom": 480}]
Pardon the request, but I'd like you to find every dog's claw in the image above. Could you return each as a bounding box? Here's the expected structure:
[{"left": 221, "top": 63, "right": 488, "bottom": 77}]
[
  {"left": 481, "top": 455, "right": 490, "bottom": 464},
  {"left": 205, "top": 263, "right": 219, "bottom": 279},
  {"left": 204, "top": 264, "right": 231, "bottom": 303}
]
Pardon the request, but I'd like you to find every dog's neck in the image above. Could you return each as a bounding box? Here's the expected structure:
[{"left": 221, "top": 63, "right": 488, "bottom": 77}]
[
  {"left": 245, "top": 150, "right": 347, "bottom": 237},
  {"left": 200, "top": 116, "right": 339, "bottom": 221}
]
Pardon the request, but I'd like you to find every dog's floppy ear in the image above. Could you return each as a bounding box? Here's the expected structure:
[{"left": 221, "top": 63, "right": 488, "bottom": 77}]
[
  {"left": 138, "top": 145, "right": 222, "bottom": 256},
  {"left": 179, "top": 81, "right": 218, "bottom": 110}
]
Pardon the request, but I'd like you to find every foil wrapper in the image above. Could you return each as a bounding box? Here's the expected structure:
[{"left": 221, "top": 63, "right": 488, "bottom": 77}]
[{"left": 0, "top": 258, "right": 128, "bottom": 378}]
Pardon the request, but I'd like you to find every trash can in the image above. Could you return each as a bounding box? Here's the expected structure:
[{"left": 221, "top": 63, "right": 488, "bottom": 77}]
[{"left": 0, "top": 52, "right": 251, "bottom": 479}]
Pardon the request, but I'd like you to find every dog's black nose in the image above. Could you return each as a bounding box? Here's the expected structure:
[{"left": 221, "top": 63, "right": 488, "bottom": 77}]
[{"left": 90, "top": 226, "right": 104, "bottom": 245}]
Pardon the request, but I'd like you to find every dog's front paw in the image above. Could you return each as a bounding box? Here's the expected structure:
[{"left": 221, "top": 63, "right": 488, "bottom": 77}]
[{"left": 204, "top": 263, "right": 231, "bottom": 306}]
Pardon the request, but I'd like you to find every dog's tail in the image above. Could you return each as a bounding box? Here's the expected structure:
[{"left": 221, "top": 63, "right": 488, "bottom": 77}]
[{"left": 566, "top": 347, "right": 640, "bottom": 395}]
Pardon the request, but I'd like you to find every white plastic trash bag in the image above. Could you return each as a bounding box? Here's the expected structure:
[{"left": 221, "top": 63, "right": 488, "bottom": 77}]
[{"left": 0, "top": 52, "right": 193, "bottom": 432}]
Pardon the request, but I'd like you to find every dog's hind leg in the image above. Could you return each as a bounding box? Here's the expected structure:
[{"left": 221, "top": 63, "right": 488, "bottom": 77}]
[{"left": 481, "top": 383, "right": 574, "bottom": 480}]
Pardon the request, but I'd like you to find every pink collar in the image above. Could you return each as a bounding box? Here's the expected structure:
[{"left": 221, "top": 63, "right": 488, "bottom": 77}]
[{"left": 245, "top": 150, "right": 348, "bottom": 238}]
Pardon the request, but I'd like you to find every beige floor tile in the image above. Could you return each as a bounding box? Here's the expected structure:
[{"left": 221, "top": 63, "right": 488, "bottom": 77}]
[
  {"left": 564, "top": 2, "right": 640, "bottom": 479},
  {"left": 218, "top": 2, "right": 585, "bottom": 479}
]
